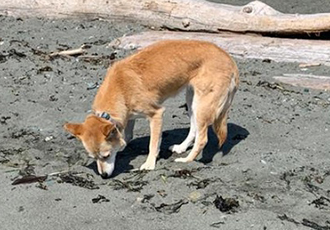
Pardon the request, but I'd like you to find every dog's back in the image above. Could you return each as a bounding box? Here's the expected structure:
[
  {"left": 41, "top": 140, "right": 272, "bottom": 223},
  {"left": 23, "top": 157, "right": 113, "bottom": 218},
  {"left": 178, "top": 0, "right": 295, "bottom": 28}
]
[{"left": 102, "top": 40, "right": 238, "bottom": 103}]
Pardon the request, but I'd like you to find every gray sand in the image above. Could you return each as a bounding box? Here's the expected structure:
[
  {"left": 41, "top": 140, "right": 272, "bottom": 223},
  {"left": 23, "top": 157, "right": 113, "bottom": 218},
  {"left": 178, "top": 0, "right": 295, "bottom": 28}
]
[{"left": 1, "top": 1, "right": 330, "bottom": 229}]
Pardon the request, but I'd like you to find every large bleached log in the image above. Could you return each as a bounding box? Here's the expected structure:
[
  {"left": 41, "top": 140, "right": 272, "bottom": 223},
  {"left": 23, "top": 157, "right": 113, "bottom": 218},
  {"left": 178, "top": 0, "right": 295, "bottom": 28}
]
[
  {"left": 274, "top": 74, "right": 330, "bottom": 90},
  {"left": 1, "top": 0, "right": 330, "bottom": 34},
  {"left": 108, "top": 31, "right": 330, "bottom": 66}
]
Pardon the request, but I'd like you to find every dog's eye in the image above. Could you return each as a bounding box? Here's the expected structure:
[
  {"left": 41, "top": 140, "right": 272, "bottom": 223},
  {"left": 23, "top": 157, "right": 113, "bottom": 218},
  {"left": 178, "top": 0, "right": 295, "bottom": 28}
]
[{"left": 99, "top": 152, "right": 110, "bottom": 160}]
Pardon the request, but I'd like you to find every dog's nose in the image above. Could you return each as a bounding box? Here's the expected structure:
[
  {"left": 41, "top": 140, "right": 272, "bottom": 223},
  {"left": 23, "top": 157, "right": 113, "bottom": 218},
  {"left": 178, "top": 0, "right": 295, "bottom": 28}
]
[{"left": 101, "top": 172, "right": 109, "bottom": 179}]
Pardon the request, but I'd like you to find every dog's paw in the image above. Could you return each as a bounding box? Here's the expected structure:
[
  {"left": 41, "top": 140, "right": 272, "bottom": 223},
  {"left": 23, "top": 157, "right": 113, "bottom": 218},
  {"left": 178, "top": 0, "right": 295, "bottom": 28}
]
[
  {"left": 174, "top": 157, "right": 193, "bottom": 163},
  {"left": 169, "top": 144, "right": 187, "bottom": 154},
  {"left": 140, "top": 161, "right": 155, "bottom": 171}
]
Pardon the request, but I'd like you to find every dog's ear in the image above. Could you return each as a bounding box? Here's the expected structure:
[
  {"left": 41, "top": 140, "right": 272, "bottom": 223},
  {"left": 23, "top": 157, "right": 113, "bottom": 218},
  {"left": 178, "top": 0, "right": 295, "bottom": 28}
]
[
  {"left": 64, "top": 123, "right": 83, "bottom": 137},
  {"left": 101, "top": 124, "right": 118, "bottom": 139}
]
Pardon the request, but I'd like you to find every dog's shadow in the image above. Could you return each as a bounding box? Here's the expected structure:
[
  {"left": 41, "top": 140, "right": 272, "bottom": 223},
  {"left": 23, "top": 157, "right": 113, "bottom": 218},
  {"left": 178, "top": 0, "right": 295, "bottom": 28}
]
[{"left": 87, "top": 123, "right": 249, "bottom": 177}]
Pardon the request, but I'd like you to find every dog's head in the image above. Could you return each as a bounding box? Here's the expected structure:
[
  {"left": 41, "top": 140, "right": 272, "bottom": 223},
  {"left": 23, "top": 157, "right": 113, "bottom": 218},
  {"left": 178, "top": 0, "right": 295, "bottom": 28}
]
[{"left": 64, "top": 114, "right": 126, "bottom": 178}]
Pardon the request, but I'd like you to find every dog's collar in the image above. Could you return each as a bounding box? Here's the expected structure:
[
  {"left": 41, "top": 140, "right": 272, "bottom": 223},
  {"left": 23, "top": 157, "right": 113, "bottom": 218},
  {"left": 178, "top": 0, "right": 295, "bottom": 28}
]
[
  {"left": 96, "top": 111, "right": 122, "bottom": 127},
  {"left": 94, "top": 111, "right": 123, "bottom": 131},
  {"left": 100, "top": 112, "right": 111, "bottom": 121},
  {"left": 96, "top": 112, "right": 114, "bottom": 122}
]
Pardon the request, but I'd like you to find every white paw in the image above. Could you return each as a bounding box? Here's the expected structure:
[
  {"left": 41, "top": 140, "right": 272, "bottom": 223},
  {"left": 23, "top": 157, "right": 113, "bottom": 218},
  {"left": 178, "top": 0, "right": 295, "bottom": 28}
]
[
  {"left": 140, "top": 161, "right": 156, "bottom": 171},
  {"left": 169, "top": 144, "right": 187, "bottom": 154},
  {"left": 174, "top": 157, "right": 192, "bottom": 163}
]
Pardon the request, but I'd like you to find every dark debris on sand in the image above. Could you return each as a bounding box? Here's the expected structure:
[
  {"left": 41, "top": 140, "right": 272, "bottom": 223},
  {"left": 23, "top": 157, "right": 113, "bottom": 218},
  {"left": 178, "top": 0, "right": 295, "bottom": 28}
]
[
  {"left": 310, "top": 196, "right": 330, "bottom": 210},
  {"left": 57, "top": 172, "right": 99, "bottom": 190},
  {"left": 278, "top": 214, "right": 330, "bottom": 230},
  {"left": 12, "top": 175, "right": 47, "bottom": 185},
  {"left": 188, "top": 178, "right": 223, "bottom": 189},
  {"left": 92, "top": 195, "right": 110, "bottom": 204},
  {"left": 108, "top": 179, "right": 148, "bottom": 192},
  {"left": 152, "top": 199, "right": 189, "bottom": 215},
  {"left": 213, "top": 195, "right": 239, "bottom": 213}
]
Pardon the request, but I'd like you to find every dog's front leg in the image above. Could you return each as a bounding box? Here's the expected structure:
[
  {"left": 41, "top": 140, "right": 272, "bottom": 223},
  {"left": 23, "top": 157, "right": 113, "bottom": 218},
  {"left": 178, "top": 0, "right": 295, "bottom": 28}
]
[{"left": 140, "top": 107, "right": 165, "bottom": 170}]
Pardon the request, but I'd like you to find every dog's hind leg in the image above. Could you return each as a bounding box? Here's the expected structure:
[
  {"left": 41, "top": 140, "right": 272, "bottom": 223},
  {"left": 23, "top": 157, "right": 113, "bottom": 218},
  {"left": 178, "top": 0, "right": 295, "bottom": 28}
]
[
  {"left": 213, "top": 76, "right": 238, "bottom": 148},
  {"left": 175, "top": 93, "right": 210, "bottom": 162},
  {"left": 169, "top": 86, "right": 196, "bottom": 154}
]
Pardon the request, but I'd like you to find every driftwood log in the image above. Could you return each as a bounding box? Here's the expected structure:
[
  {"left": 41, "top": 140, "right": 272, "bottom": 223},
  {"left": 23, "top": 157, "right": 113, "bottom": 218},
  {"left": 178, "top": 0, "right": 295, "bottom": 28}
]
[
  {"left": 274, "top": 74, "right": 330, "bottom": 90},
  {"left": 109, "top": 31, "right": 330, "bottom": 67},
  {"left": 1, "top": 0, "right": 330, "bottom": 34}
]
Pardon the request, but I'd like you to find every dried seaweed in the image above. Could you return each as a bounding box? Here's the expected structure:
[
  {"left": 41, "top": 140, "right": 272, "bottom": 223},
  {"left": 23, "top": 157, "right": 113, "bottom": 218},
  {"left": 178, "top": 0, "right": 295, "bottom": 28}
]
[
  {"left": 58, "top": 172, "right": 99, "bottom": 190},
  {"left": 8, "top": 49, "right": 26, "bottom": 58},
  {"left": 189, "top": 179, "right": 212, "bottom": 189},
  {"left": 210, "top": 221, "right": 225, "bottom": 228},
  {"left": 188, "top": 178, "right": 222, "bottom": 189},
  {"left": 0, "top": 115, "right": 11, "bottom": 124},
  {"left": 80, "top": 55, "right": 114, "bottom": 66},
  {"left": 153, "top": 199, "right": 189, "bottom": 214},
  {"left": 37, "top": 66, "right": 53, "bottom": 74},
  {"left": 301, "top": 219, "right": 330, "bottom": 230},
  {"left": 277, "top": 214, "right": 300, "bottom": 225},
  {"left": 108, "top": 179, "right": 148, "bottom": 192},
  {"left": 141, "top": 194, "right": 154, "bottom": 203},
  {"left": 213, "top": 195, "right": 239, "bottom": 213},
  {"left": 280, "top": 170, "right": 295, "bottom": 189},
  {"left": 168, "top": 169, "right": 195, "bottom": 179},
  {"left": 92, "top": 195, "right": 110, "bottom": 204},
  {"left": 123, "top": 169, "right": 148, "bottom": 181},
  {"left": 310, "top": 196, "right": 330, "bottom": 209},
  {"left": 304, "top": 181, "right": 321, "bottom": 194},
  {"left": 0, "top": 53, "right": 7, "bottom": 63},
  {"left": 278, "top": 215, "right": 330, "bottom": 229}
]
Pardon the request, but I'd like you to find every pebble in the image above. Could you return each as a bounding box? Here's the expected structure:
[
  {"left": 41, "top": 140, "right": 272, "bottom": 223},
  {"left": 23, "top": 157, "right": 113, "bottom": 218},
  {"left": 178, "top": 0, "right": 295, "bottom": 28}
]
[{"left": 45, "top": 136, "right": 54, "bottom": 142}]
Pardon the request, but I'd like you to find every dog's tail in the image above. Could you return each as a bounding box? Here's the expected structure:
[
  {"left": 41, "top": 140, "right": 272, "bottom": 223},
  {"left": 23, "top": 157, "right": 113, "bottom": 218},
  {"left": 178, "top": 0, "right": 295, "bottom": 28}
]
[
  {"left": 212, "top": 72, "right": 239, "bottom": 148},
  {"left": 212, "top": 112, "right": 228, "bottom": 148}
]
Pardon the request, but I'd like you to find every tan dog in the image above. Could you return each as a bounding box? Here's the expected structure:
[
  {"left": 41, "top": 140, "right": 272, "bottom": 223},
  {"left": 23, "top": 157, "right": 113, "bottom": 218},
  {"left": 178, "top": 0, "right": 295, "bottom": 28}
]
[{"left": 64, "top": 40, "right": 239, "bottom": 178}]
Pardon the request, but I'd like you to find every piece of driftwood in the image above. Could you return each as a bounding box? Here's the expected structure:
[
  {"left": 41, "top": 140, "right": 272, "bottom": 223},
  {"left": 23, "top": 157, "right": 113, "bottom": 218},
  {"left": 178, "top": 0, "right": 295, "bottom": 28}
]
[
  {"left": 50, "top": 45, "right": 87, "bottom": 57},
  {"left": 1, "top": 0, "right": 330, "bottom": 34},
  {"left": 274, "top": 74, "right": 330, "bottom": 90},
  {"left": 299, "top": 63, "right": 321, "bottom": 68},
  {"left": 108, "top": 31, "right": 330, "bottom": 66}
]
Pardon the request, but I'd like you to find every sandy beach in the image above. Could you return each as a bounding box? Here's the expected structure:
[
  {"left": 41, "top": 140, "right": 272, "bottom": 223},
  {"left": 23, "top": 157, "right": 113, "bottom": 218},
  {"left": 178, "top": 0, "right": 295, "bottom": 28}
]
[{"left": 1, "top": 1, "right": 330, "bottom": 229}]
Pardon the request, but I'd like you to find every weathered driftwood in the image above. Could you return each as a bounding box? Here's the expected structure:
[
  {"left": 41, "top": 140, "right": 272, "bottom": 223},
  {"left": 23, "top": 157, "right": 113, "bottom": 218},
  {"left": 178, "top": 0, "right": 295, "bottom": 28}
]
[
  {"left": 108, "top": 31, "right": 330, "bottom": 66},
  {"left": 1, "top": 0, "right": 330, "bottom": 34},
  {"left": 50, "top": 45, "right": 87, "bottom": 57},
  {"left": 274, "top": 74, "right": 330, "bottom": 90}
]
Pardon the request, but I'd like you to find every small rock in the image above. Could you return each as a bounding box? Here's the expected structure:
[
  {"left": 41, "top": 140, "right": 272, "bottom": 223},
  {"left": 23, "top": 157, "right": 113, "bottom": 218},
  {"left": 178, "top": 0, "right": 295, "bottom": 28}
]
[
  {"left": 44, "top": 136, "right": 54, "bottom": 142},
  {"left": 189, "top": 191, "right": 202, "bottom": 203}
]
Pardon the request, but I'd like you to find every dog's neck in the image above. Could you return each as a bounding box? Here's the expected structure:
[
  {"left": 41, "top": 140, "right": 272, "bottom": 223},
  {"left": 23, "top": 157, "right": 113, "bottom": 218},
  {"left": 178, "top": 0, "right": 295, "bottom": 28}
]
[
  {"left": 92, "top": 91, "right": 129, "bottom": 129},
  {"left": 92, "top": 65, "right": 131, "bottom": 128}
]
